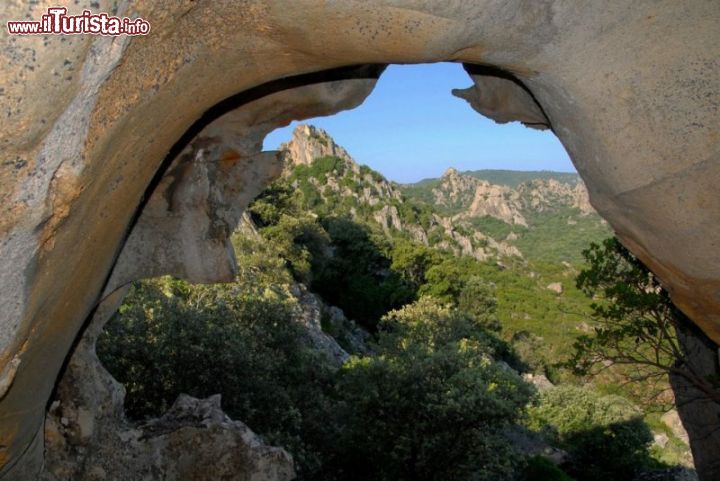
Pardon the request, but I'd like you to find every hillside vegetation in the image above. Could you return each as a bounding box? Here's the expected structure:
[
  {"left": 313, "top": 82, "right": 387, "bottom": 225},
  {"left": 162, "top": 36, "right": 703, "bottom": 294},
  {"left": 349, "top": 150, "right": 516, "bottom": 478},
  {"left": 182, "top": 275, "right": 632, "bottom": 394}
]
[{"left": 98, "top": 125, "right": 694, "bottom": 481}]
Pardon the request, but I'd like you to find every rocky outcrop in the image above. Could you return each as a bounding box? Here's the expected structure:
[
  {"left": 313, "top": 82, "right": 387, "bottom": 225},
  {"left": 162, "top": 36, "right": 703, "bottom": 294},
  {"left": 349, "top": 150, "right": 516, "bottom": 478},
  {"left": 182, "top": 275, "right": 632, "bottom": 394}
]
[
  {"left": 281, "top": 125, "right": 522, "bottom": 262},
  {"left": 0, "top": 59, "right": 382, "bottom": 477},
  {"left": 0, "top": 1, "right": 718, "bottom": 477},
  {"left": 452, "top": 64, "right": 550, "bottom": 130},
  {"left": 518, "top": 179, "right": 594, "bottom": 215},
  {"left": 433, "top": 168, "right": 482, "bottom": 208},
  {"left": 431, "top": 167, "right": 595, "bottom": 226},
  {"left": 433, "top": 168, "right": 524, "bottom": 224},
  {"left": 467, "top": 180, "right": 527, "bottom": 226},
  {"left": 290, "top": 282, "right": 371, "bottom": 366},
  {"left": 31, "top": 69, "right": 385, "bottom": 479},
  {"left": 373, "top": 205, "right": 404, "bottom": 232},
  {"left": 281, "top": 124, "right": 355, "bottom": 167}
]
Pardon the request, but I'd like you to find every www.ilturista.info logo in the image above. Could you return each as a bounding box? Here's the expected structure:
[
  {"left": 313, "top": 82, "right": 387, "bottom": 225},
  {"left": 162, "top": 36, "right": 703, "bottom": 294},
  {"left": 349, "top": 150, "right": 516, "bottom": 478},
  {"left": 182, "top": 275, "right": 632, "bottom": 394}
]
[{"left": 7, "top": 7, "right": 150, "bottom": 36}]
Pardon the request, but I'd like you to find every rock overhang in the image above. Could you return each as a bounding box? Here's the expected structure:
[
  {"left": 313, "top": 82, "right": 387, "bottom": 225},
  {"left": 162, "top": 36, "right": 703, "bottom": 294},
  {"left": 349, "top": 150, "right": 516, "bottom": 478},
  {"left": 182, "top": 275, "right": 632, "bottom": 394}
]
[{"left": 0, "top": 0, "right": 718, "bottom": 476}]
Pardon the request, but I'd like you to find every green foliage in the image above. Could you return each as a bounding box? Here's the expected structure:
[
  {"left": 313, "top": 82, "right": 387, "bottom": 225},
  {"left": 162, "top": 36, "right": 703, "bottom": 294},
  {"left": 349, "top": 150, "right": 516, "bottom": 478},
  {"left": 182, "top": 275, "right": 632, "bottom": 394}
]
[
  {"left": 528, "top": 385, "right": 654, "bottom": 481},
  {"left": 248, "top": 181, "right": 302, "bottom": 227},
  {"left": 259, "top": 215, "right": 330, "bottom": 284},
  {"left": 467, "top": 216, "right": 520, "bottom": 240},
  {"left": 101, "top": 148, "right": 694, "bottom": 481},
  {"left": 306, "top": 217, "right": 415, "bottom": 331},
  {"left": 398, "top": 179, "right": 443, "bottom": 210},
  {"left": 99, "top": 240, "right": 533, "bottom": 481},
  {"left": 97, "top": 276, "right": 337, "bottom": 473},
  {"left": 327, "top": 298, "right": 534, "bottom": 481},
  {"left": 402, "top": 172, "right": 610, "bottom": 264},
  {"left": 567, "top": 238, "right": 683, "bottom": 389},
  {"left": 394, "top": 198, "right": 436, "bottom": 231},
  {"left": 251, "top": 178, "right": 416, "bottom": 331},
  {"left": 520, "top": 456, "right": 576, "bottom": 481},
  {"left": 419, "top": 256, "right": 485, "bottom": 305},
  {"left": 293, "top": 155, "right": 347, "bottom": 184},
  {"left": 456, "top": 276, "right": 501, "bottom": 330},
  {"left": 511, "top": 330, "right": 555, "bottom": 379},
  {"left": 513, "top": 208, "right": 611, "bottom": 263},
  {"left": 389, "top": 239, "right": 442, "bottom": 288}
]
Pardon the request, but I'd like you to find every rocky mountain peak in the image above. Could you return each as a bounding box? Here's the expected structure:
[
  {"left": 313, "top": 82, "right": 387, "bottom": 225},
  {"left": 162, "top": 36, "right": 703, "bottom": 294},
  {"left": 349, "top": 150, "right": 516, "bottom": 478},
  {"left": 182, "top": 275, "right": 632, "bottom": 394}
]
[
  {"left": 276, "top": 125, "right": 605, "bottom": 264},
  {"left": 442, "top": 167, "right": 460, "bottom": 178},
  {"left": 432, "top": 169, "right": 527, "bottom": 225},
  {"left": 280, "top": 124, "right": 353, "bottom": 167},
  {"left": 277, "top": 125, "right": 523, "bottom": 262},
  {"left": 518, "top": 178, "right": 594, "bottom": 215}
]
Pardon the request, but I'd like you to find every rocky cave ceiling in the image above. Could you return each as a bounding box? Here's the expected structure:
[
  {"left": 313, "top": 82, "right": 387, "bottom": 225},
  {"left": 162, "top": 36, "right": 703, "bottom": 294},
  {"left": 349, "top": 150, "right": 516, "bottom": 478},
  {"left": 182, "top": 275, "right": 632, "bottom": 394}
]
[{"left": 0, "top": 1, "right": 718, "bottom": 477}]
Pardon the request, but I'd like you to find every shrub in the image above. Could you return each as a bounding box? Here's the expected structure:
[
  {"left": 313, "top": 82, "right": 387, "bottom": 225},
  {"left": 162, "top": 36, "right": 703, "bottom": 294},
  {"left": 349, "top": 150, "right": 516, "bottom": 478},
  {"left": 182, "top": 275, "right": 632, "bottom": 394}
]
[
  {"left": 527, "top": 385, "right": 654, "bottom": 481},
  {"left": 326, "top": 298, "right": 535, "bottom": 481},
  {"left": 306, "top": 216, "right": 414, "bottom": 330},
  {"left": 97, "top": 276, "right": 337, "bottom": 475}
]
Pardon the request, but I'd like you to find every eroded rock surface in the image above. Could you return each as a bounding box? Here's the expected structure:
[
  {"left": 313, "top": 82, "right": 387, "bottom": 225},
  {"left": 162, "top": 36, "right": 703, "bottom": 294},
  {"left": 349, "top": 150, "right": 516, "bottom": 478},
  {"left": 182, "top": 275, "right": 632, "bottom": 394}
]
[{"left": 0, "top": 0, "right": 718, "bottom": 477}]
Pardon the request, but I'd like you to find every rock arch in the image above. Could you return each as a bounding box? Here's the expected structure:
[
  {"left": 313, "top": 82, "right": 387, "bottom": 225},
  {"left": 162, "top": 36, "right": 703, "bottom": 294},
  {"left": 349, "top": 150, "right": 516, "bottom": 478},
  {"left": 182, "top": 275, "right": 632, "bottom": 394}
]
[{"left": 0, "top": 1, "right": 718, "bottom": 478}]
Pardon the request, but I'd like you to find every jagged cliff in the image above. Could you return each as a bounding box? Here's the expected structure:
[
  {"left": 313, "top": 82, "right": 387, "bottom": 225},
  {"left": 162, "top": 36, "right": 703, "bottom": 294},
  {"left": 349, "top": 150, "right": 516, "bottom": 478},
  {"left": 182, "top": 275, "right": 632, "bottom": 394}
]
[
  {"left": 278, "top": 125, "right": 607, "bottom": 263},
  {"left": 418, "top": 167, "right": 594, "bottom": 225},
  {"left": 277, "top": 125, "right": 524, "bottom": 261}
]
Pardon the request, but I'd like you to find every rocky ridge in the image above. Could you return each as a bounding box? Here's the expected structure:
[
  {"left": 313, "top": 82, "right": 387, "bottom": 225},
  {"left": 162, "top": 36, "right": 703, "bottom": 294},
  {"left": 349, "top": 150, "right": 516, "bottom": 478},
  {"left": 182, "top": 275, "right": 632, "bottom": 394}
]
[
  {"left": 431, "top": 167, "right": 595, "bottom": 226},
  {"left": 279, "top": 125, "right": 522, "bottom": 261},
  {"left": 278, "top": 125, "right": 606, "bottom": 263}
]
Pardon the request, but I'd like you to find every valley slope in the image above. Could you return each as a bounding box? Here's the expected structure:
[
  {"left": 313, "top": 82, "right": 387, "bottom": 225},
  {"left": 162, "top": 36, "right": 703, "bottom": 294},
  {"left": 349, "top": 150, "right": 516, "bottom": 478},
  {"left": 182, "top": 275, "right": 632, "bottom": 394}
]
[{"left": 280, "top": 124, "right": 610, "bottom": 264}]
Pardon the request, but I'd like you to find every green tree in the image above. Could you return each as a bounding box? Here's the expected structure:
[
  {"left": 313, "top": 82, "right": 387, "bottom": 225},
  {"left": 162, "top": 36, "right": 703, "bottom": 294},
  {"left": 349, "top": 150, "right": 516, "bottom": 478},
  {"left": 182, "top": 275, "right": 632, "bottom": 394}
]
[
  {"left": 389, "top": 239, "right": 442, "bottom": 288},
  {"left": 419, "top": 256, "right": 481, "bottom": 305},
  {"left": 568, "top": 237, "right": 720, "bottom": 403},
  {"left": 97, "top": 233, "right": 340, "bottom": 478},
  {"left": 528, "top": 385, "right": 654, "bottom": 481},
  {"left": 457, "top": 275, "right": 501, "bottom": 331},
  {"left": 568, "top": 237, "right": 720, "bottom": 481},
  {"left": 327, "top": 298, "right": 534, "bottom": 481},
  {"left": 307, "top": 217, "right": 414, "bottom": 330}
]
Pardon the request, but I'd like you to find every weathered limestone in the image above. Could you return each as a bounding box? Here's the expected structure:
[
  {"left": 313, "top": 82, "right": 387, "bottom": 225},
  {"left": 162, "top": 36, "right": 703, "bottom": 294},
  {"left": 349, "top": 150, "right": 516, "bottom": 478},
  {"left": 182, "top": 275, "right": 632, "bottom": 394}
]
[{"left": 0, "top": 0, "right": 717, "bottom": 477}]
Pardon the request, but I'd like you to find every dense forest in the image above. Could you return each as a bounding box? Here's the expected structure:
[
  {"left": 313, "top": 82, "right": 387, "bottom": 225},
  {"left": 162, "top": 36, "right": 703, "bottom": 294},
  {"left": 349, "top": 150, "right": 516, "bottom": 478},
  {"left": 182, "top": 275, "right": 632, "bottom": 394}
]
[{"left": 97, "top": 126, "right": 695, "bottom": 481}]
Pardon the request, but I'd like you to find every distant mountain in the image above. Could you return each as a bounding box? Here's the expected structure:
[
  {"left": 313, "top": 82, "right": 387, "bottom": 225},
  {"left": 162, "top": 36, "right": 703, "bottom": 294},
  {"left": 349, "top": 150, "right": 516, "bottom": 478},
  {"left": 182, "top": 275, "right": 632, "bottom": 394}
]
[
  {"left": 277, "top": 124, "right": 610, "bottom": 263},
  {"left": 409, "top": 170, "right": 580, "bottom": 190},
  {"left": 422, "top": 167, "right": 594, "bottom": 223},
  {"left": 463, "top": 169, "right": 581, "bottom": 188}
]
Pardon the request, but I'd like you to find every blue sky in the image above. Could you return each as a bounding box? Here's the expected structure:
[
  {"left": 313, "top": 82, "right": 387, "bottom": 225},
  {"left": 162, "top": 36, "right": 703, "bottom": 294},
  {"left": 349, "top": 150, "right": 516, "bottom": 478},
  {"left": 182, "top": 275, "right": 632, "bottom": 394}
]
[{"left": 263, "top": 63, "right": 573, "bottom": 183}]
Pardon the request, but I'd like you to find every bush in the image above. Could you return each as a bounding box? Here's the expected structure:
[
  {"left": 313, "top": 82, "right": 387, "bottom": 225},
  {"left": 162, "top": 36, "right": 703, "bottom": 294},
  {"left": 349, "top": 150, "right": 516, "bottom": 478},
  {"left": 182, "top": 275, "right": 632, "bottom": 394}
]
[
  {"left": 527, "top": 385, "right": 654, "bottom": 481},
  {"left": 98, "top": 274, "right": 337, "bottom": 477},
  {"left": 99, "top": 277, "right": 534, "bottom": 481},
  {"left": 323, "top": 298, "right": 534, "bottom": 481}
]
